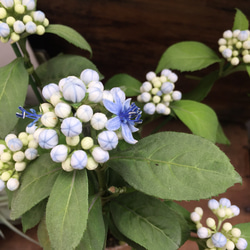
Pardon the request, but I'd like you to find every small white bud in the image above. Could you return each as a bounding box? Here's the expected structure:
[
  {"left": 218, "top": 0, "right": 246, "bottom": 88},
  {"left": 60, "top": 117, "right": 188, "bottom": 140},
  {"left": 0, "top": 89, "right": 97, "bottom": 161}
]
[
  {"left": 87, "top": 87, "right": 103, "bottom": 103},
  {"left": 42, "top": 83, "right": 60, "bottom": 100},
  {"left": 23, "top": 15, "right": 32, "bottom": 23},
  {"left": 50, "top": 144, "right": 68, "bottom": 163},
  {"left": 236, "top": 238, "right": 248, "bottom": 250},
  {"left": 25, "top": 21, "right": 36, "bottom": 34},
  {"left": 143, "top": 102, "right": 155, "bottom": 115},
  {"left": 226, "top": 240, "right": 235, "bottom": 250},
  {"left": 156, "top": 103, "right": 167, "bottom": 114},
  {"left": 38, "top": 129, "right": 58, "bottom": 149},
  {"left": 33, "top": 10, "right": 45, "bottom": 22},
  {"left": 238, "top": 30, "right": 249, "bottom": 41},
  {"left": 80, "top": 69, "right": 99, "bottom": 85},
  {"left": 14, "top": 3, "right": 25, "bottom": 14},
  {"left": 91, "top": 113, "right": 107, "bottom": 130},
  {"left": 190, "top": 211, "right": 200, "bottom": 222},
  {"left": 0, "top": 22, "right": 10, "bottom": 37},
  {"left": 54, "top": 102, "right": 72, "bottom": 118},
  {"left": 219, "top": 198, "right": 231, "bottom": 208},
  {"left": 92, "top": 147, "right": 109, "bottom": 163},
  {"left": 40, "top": 103, "right": 53, "bottom": 113},
  {"left": 86, "top": 156, "right": 98, "bottom": 170},
  {"left": 76, "top": 104, "right": 93, "bottom": 122},
  {"left": 5, "top": 134, "right": 17, "bottom": 144},
  {"left": 22, "top": 0, "right": 36, "bottom": 10},
  {"left": 81, "top": 137, "right": 94, "bottom": 150},
  {"left": 161, "top": 69, "right": 171, "bottom": 77},
  {"left": 1, "top": 152, "right": 12, "bottom": 162},
  {"left": 71, "top": 150, "right": 87, "bottom": 170},
  {"left": 152, "top": 95, "right": 161, "bottom": 104},
  {"left": 222, "top": 48, "right": 232, "bottom": 58},
  {"left": 231, "top": 228, "right": 241, "bottom": 237},
  {"left": 206, "top": 218, "right": 215, "bottom": 228},
  {"left": 230, "top": 205, "right": 240, "bottom": 216},
  {"left": 163, "top": 106, "right": 171, "bottom": 115},
  {"left": 61, "top": 157, "right": 74, "bottom": 172},
  {"left": 172, "top": 91, "right": 182, "bottom": 101},
  {"left": 13, "top": 151, "right": 25, "bottom": 162},
  {"left": 7, "top": 138, "right": 23, "bottom": 152},
  {"left": 28, "top": 139, "right": 38, "bottom": 149},
  {"left": 24, "top": 148, "right": 38, "bottom": 160},
  {"left": 217, "top": 208, "right": 226, "bottom": 218},
  {"left": 218, "top": 38, "right": 227, "bottom": 45},
  {"left": 243, "top": 40, "right": 250, "bottom": 49},
  {"left": 231, "top": 57, "right": 240, "bottom": 66},
  {"left": 33, "top": 128, "right": 45, "bottom": 142},
  {"left": 66, "top": 135, "right": 80, "bottom": 146},
  {"left": 88, "top": 81, "right": 104, "bottom": 91},
  {"left": 36, "top": 25, "right": 45, "bottom": 35},
  {"left": 163, "top": 94, "right": 172, "bottom": 102},
  {"left": 26, "top": 124, "right": 37, "bottom": 134},
  {"left": 208, "top": 199, "right": 219, "bottom": 210},
  {"left": 243, "top": 54, "right": 250, "bottom": 63},
  {"left": 233, "top": 29, "right": 241, "bottom": 37},
  {"left": 222, "top": 222, "right": 232, "bottom": 232},
  {"left": 211, "top": 232, "right": 227, "bottom": 248},
  {"left": 1, "top": 0, "right": 14, "bottom": 8},
  {"left": 161, "top": 82, "right": 174, "bottom": 94},
  {"left": 206, "top": 238, "right": 215, "bottom": 248},
  {"left": 41, "top": 112, "right": 58, "bottom": 127},
  {"left": 0, "top": 144, "right": 6, "bottom": 155},
  {"left": 61, "top": 117, "right": 82, "bottom": 137},
  {"left": 7, "top": 178, "right": 19, "bottom": 191},
  {"left": 98, "top": 131, "right": 118, "bottom": 150},
  {"left": 197, "top": 227, "right": 209, "bottom": 239},
  {"left": 146, "top": 71, "right": 156, "bottom": 81},
  {"left": 50, "top": 92, "right": 63, "bottom": 106},
  {"left": 151, "top": 87, "right": 159, "bottom": 95},
  {"left": 13, "top": 20, "right": 25, "bottom": 33},
  {"left": 151, "top": 78, "right": 161, "bottom": 88},
  {"left": 168, "top": 72, "right": 178, "bottom": 82},
  {"left": 141, "top": 81, "right": 152, "bottom": 92},
  {"left": 223, "top": 30, "right": 233, "bottom": 39},
  {"left": 15, "top": 161, "right": 26, "bottom": 171},
  {"left": 141, "top": 92, "right": 151, "bottom": 102}
]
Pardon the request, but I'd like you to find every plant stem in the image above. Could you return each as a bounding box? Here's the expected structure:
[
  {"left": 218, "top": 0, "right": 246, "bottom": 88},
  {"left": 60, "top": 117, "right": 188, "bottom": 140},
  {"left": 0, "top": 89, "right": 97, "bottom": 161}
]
[{"left": 95, "top": 166, "right": 107, "bottom": 193}]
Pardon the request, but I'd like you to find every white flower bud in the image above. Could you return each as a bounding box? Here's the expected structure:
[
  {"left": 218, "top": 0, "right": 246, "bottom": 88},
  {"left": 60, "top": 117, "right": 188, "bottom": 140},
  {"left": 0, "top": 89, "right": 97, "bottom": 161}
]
[
  {"left": 226, "top": 240, "right": 235, "bottom": 250},
  {"left": 243, "top": 40, "right": 250, "bottom": 49},
  {"left": 156, "top": 103, "right": 167, "bottom": 114},
  {"left": 76, "top": 104, "right": 93, "bottom": 122},
  {"left": 219, "top": 198, "right": 231, "bottom": 208},
  {"left": 222, "top": 48, "right": 232, "bottom": 58},
  {"left": 223, "top": 30, "right": 233, "bottom": 39},
  {"left": 50, "top": 92, "right": 63, "bottom": 106},
  {"left": 66, "top": 135, "right": 80, "bottom": 146},
  {"left": 197, "top": 227, "right": 209, "bottom": 239},
  {"left": 22, "top": 0, "right": 36, "bottom": 10},
  {"left": 80, "top": 69, "right": 99, "bottom": 85},
  {"left": 14, "top": 4, "right": 25, "bottom": 14},
  {"left": 1, "top": 152, "right": 11, "bottom": 162},
  {"left": 0, "top": 179, "right": 5, "bottom": 192},
  {"left": 231, "top": 57, "right": 240, "bottom": 66},
  {"left": 42, "top": 83, "right": 60, "bottom": 100},
  {"left": 151, "top": 78, "right": 161, "bottom": 88},
  {"left": 71, "top": 150, "right": 87, "bottom": 170},
  {"left": 151, "top": 87, "right": 159, "bottom": 95},
  {"left": 25, "top": 21, "right": 36, "bottom": 34},
  {"left": 40, "top": 103, "right": 53, "bottom": 113},
  {"left": 15, "top": 161, "right": 26, "bottom": 171},
  {"left": 161, "top": 69, "right": 171, "bottom": 77},
  {"left": 211, "top": 232, "right": 227, "bottom": 248},
  {"left": 50, "top": 144, "right": 68, "bottom": 163},
  {"left": 26, "top": 124, "right": 37, "bottom": 134},
  {"left": 159, "top": 76, "right": 167, "bottom": 83},
  {"left": 13, "top": 151, "right": 25, "bottom": 162},
  {"left": 230, "top": 205, "right": 240, "bottom": 216},
  {"left": 33, "top": 128, "right": 45, "bottom": 142},
  {"left": 88, "top": 81, "right": 104, "bottom": 91},
  {"left": 55, "top": 102, "right": 71, "bottom": 118},
  {"left": 217, "top": 208, "right": 226, "bottom": 218},
  {"left": 146, "top": 71, "right": 156, "bottom": 81},
  {"left": 218, "top": 38, "right": 227, "bottom": 45},
  {"left": 161, "top": 82, "right": 174, "bottom": 94},
  {"left": 231, "top": 228, "right": 241, "bottom": 237},
  {"left": 243, "top": 54, "right": 250, "bottom": 63},
  {"left": 206, "top": 238, "right": 215, "bottom": 248},
  {"left": 61, "top": 157, "right": 74, "bottom": 172},
  {"left": 23, "top": 15, "right": 32, "bottom": 23},
  {"left": 13, "top": 20, "right": 25, "bottom": 33},
  {"left": 41, "top": 112, "right": 58, "bottom": 127},
  {"left": 5, "top": 134, "right": 16, "bottom": 144},
  {"left": 152, "top": 95, "right": 161, "bottom": 104},
  {"left": 141, "top": 92, "right": 151, "bottom": 102},
  {"left": 0, "top": 22, "right": 10, "bottom": 37},
  {"left": 163, "top": 94, "right": 172, "bottom": 102},
  {"left": 7, "top": 178, "right": 19, "bottom": 191},
  {"left": 233, "top": 29, "right": 241, "bottom": 37},
  {"left": 18, "top": 132, "right": 28, "bottom": 140},
  {"left": 236, "top": 238, "right": 248, "bottom": 250},
  {"left": 24, "top": 148, "right": 38, "bottom": 160},
  {"left": 163, "top": 106, "right": 171, "bottom": 115},
  {"left": 172, "top": 90, "right": 182, "bottom": 101},
  {"left": 91, "top": 113, "right": 107, "bottom": 130},
  {"left": 238, "top": 30, "right": 249, "bottom": 41},
  {"left": 168, "top": 72, "right": 178, "bottom": 82},
  {"left": 61, "top": 117, "right": 82, "bottom": 137},
  {"left": 38, "top": 129, "right": 58, "bottom": 149},
  {"left": 1, "top": 0, "right": 14, "bottom": 8},
  {"left": 143, "top": 102, "right": 155, "bottom": 115},
  {"left": 33, "top": 10, "right": 45, "bottom": 22},
  {"left": 137, "top": 95, "right": 142, "bottom": 102},
  {"left": 36, "top": 25, "right": 45, "bottom": 35},
  {"left": 86, "top": 156, "right": 98, "bottom": 170},
  {"left": 206, "top": 218, "right": 215, "bottom": 228},
  {"left": 208, "top": 199, "right": 219, "bottom": 210},
  {"left": 190, "top": 211, "right": 200, "bottom": 222},
  {"left": 10, "top": 32, "right": 20, "bottom": 42},
  {"left": 87, "top": 87, "right": 103, "bottom": 103},
  {"left": 81, "top": 137, "right": 94, "bottom": 150},
  {"left": 43, "top": 18, "right": 49, "bottom": 27},
  {"left": 222, "top": 222, "right": 232, "bottom": 231},
  {"left": 0, "top": 145, "right": 6, "bottom": 156},
  {"left": 28, "top": 139, "right": 38, "bottom": 148},
  {"left": 141, "top": 81, "right": 152, "bottom": 92},
  {"left": 1, "top": 171, "right": 11, "bottom": 181},
  {"left": 92, "top": 147, "right": 109, "bottom": 163},
  {"left": 98, "top": 131, "right": 118, "bottom": 150}
]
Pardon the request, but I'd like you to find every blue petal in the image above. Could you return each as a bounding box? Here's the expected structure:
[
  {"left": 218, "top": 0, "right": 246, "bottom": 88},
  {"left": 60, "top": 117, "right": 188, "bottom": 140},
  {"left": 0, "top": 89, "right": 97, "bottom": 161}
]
[
  {"left": 123, "top": 98, "right": 131, "bottom": 110},
  {"left": 103, "top": 99, "right": 121, "bottom": 115},
  {"left": 111, "top": 88, "right": 125, "bottom": 103},
  {"left": 128, "top": 123, "right": 139, "bottom": 133},
  {"left": 121, "top": 123, "right": 137, "bottom": 144},
  {"left": 106, "top": 116, "right": 121, "bottom": 131}
]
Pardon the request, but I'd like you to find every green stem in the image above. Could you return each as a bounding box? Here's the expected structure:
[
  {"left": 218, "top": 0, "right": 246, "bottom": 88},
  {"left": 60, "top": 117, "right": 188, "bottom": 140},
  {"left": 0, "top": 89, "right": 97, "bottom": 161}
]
[{"left": 95, "top": 166, "right": 107, "bottom": 193}]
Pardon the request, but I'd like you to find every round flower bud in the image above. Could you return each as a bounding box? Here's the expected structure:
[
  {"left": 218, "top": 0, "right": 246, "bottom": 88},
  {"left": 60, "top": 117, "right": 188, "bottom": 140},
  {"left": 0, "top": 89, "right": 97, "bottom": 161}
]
[
  {"left": 7, "top": 178, "right": 19, "bottom": 191},
  {"left": 36, "top": 25, "right": 45, "bottom": 35},
  {"left": 28, "top": 139, "right": 38, "bottom": 148},
  {"left": 26, "top": 124, "right": 37, "bottom": 134},
  {"left": 15, "top": 161, "right": 26, "bottom": 171},
  {"left": 152, "top": 78, "right": 161, "bottom": 88},
  {"left": 42, "top": 83, "right": 59, "bottom": 100},
  {"left": 211, "top": 232, "right": 227, "bottom": 248},
  {"left": 92, "top": 147, "right": 109, "bottom": 163},
  {"left": 7, "top": 138, "right": 23, "bottom": 152},
  {"left": 222, "top": 48, "right": 232, "bottom": 58},
  {"left": 58, "top": 77, "right": 70, "bottom": 91},
  {"left": 0, "top": 144, "right": 6, "bottom": 155},
  {"left": 91, "top": 113, "right": 107, "bottom": 130},
  {"left": 76, "top": 104, "right": 93, "bottom": 122},
  {"left": 13, "top": 151, "right": 25, "bottom": 162},
  {"left": 33, "top": 10, "right": 45, "bottom": 22},
  {"left": 141, "top": 81, "right": 152, "bottom": 92},
  {"left": 50, "top": 144, "right": 68, "bottom": 163},
  {"left": 87, "top": 87, "right": 103, "bottom": 103},
  {"left": 80, "top": 69, "right": 99, "bottom": 85},
  {"left": 143, "top": 102, "right": 155, "bottom": 115},
  {"left": 1, "top": 152, "right": 11, "bottom": 162},
  {"left": 168, "top": 72, "right": 178, "bottom": 83},
  {"left": 231, "top": 57, "right": 240, "bottom": 66},
  {"left": 137, "top": 95, "right": 142, "bottom": 102},
  {"left": 238, "top": 30, "right": 249, "bottom": 41},
  {"left": 61, "top": 157, "right": 74, "bottom": 172},
  {"left": 23, "top": 15, "right": 32, "bottom": 23},
  {"left": 146, "top": 71, "right": 156, "bottom": 81},
  {"left": 243, "top": 40, "right": 250, "bottom": 49},
  {"left": 208, "top": 199, "right": 219, "bottom": 210},
  {"left": 233, "top": 29, "right": 241, "bottom": 37},
  {"left": 190, "top": 211, "right": 200, "bottom": 222},
  {"left": 0, "top": 179, "right": 5, "bottom": 192},
  {"left": 22, "top": 0, "right": 36, "bottom": 10},
  {"left": 71, "top": 150, "right": 87, "bottom": 170},
  {"left": 236, "top": 238, "right": 248, "bottom": 250},
  {"left": 25, "top": 21, "right": 36, "bottom": 34},
  {"left": 161, "top": 69, "right": 171, "bottom": 77},
  {"left": 226, "top": 240, "right": 235, "bottom": 250},
  {"left": 24, "top": 148, "right": 38, "bottom": 160},
  {"left": 38, "top": 129, "right": 58, "bottom": 149},
  {"left": 41, "top": 112, "right": 58, "bottom": 128},
  {"left": 217, "top": 208, "right": 226, "bottom": 218},
  {"left": 86, "top": 156, "right": 98, "bottom": 170},
  {"left": 40, "top": 103, "right": 53, "bottom": 113},
  {"left": 1, "top": 0, "right": 14, "bottom": 8},
  {"left": 172, "top": 91, "right": 182, "bottom": 101},
  {"left": 218, "top": 38, "right": 227, "bottom": 45},
  {"left": 243, "top": 54, "right": 250, "bottom": 63},
  {"left": 54, "top": 102, "right": 71, "bottom": 118},
  {"left": 61, "top": 117, "right": 82, "bottom": 137},
  {"left": 14, "top": 4, "right": 25, "bottom": 14},
  {"left": 197, "top": 227, "right": 209, "bottom": 239},
  {"left": 18, "top": 132, "right": 28, "bottom": 140},
  {"left": 219, "top": 198, "right": 231, "bottom": 208},
  {"left": 206, "top": 218, "right": 215, "bottom": 228},
  {"left": 13, "top": 20, "right": 25, "bottom": 34},
  {"left": 1, "top": 171, "right": 11, "bottom": 181},
  {"left": 98, "top": 131, "right": 118, "bottom": 150},
  {"left": 223, "top": 30, "right": 233, "bottom": 39},
  {"left": 5, "top": 134, "right": 17, "bottom": 144},
  {"left": 156, "top": 103, "right": 167, "bottom": 114},
  {"left": 222, "top": 222, "right": 232, "bottom": 232},
  {"left": 88, "top": 81, "right": 104, "bottom": 91},
  {"left": 33, "top": 128, "right": 45, "bottom": 142},
  {"left": 0, "top": 8, "right": 6, "bottom": 19},
  {"left": 231, "top": 228, "right": 241, "bottom": 237},
  {"left": 152, "top": 95, "right": 161, "bottom": 104},
  {"left": 163, "top": 106, "right": 171, "bottom": 115},
  {"left": 230, "top": 205, "right": 240, "bottom": 216},
  {"left": 43, "top": 18, "right": 49, "bottom": 27},
  {"left": 10, "top": 32, "right": 20, "bottom": 42},
  {"left": 0, "top": 23, "right": 10, "bottom": 38},
  {"left": 66, "top": 135, "right": 80, "bottom": 146},
  {"left": 81, "top": 137, "right": 94, "bottom": 150},
  {"left": 161, "top": 82, "right": 174, "bottom": 94},
  {"left": 141, "top": 92, "right": 151, "bottom": 102},
  {"left": 50, "top": 92, "right": 63, "bottom": 106}
]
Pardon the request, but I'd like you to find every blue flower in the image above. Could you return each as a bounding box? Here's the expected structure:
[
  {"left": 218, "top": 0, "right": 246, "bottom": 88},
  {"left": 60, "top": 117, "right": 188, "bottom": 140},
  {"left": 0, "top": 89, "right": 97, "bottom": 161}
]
[
  {"left": 103, "top": 88, "right": 142, "bottom": 144},
  {"left": 16, "top": 106, "right": 42, "bottom": 127}
]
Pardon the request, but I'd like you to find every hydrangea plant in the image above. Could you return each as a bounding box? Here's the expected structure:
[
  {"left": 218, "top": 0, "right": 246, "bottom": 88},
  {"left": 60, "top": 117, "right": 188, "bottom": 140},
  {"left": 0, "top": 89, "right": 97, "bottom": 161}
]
[{"left": 0, "top": 1, "right": 249, "bottom": 250}]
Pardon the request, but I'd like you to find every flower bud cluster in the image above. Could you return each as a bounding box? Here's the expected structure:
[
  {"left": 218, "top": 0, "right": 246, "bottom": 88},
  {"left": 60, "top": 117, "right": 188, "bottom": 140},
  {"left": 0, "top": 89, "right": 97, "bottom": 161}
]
[
  {"left": 0, "top": 0, "right": 49, "bottom": 43},
  {"left": 0, "top": 130, "right": 39, "bottom": 192},
  {"left": 137, "top": 69, "right": 182, "bottom": 116},
  {"left": 190, "top": 198, "right": 248, "bottom": 250},
  {"left": 218, "top": 29, "right": 250, "bottom": 65}
]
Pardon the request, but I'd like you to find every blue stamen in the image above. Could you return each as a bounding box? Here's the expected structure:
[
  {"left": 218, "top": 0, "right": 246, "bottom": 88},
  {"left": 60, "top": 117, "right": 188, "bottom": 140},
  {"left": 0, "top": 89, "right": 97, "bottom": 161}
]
[{"left": 16, "top": 106, "right": 42, "bottom": 127}]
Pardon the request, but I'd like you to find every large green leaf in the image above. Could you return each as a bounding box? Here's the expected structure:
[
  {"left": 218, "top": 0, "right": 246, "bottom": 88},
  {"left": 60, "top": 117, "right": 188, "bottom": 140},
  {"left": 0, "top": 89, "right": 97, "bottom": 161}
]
[
  {"left": 156, "top": 41, "right": 221, "bottom": 73},
  {"left": 171, "top": 100, "right": 223, "bottom": 143},
  {"left": 37, "top": 216, "right": 52, "bottom": 250},
  {"left": 45, "top": 24, "right": 92, "bottom": 54},
  {"left": 0, "top": 58, "right": 29, "bottom": 138},
  {"left": 107, "top": 132, "right": 241, "bottom": 200},
  {"left": 35, "top": 54, "right": 103, "bottom": 86},
  {"left": 10, "top": 154, "right": 61, "bottom": 220},
  {"left": 233, "top": 9, "right": 249, "bottom": 31},
  {"left": 46, "top": 170, "right": 89, "bottom": 250},
  {"left": 104, "top": 74, "right": 141, "bottom": 96},
  {"left": 110, "top": 192, "right": 189, "bottom": 250}
]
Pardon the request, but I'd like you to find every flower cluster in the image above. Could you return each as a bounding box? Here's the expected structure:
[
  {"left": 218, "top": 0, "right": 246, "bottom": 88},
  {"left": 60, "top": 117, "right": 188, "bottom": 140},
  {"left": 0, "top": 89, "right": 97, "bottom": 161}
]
[
  {"left": 191, "top": 198, "right": 248, "bottom": 250},
  {"left": 0, "top": 0, "right": 49, "bottom": 43},
  {"left": 12, "top": 69, "right": 142, "bottom": 175},
  {"left": 0, "top": 130, "right": 39, "bottom": 191},
  {"left": 218, "top": 29, "right": 250, "bottom": 65},
  {"left": 137, "top": 69, "right": 182, "bottom": 116}
]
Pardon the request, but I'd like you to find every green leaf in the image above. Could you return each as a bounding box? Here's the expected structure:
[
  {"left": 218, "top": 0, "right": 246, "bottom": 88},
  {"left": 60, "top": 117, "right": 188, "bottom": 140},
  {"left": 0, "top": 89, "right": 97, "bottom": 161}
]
[
  {"left": 216, "top": 123, "right": 230, "bottom": 145},
  {"left": 46, "top": 170, "right": 88, "bottom": 250},
  {"left": 110, "top": 192, "right": 189, "bottom": 250},
  {"left": 35, "top": 54, "right": 103, "bottom": 86},
  {"left": 171, "top": 100, "right": 221, "bottom": 143},
  {"left": 0, "top": 58, "right": 29, "bottom": 138},
  {"left": 104, "top": 74, "right": 141, "bottom": 96},
  {"left": 233, "top": 9, "right": 249, "bottom": 31},
  {"left": 21, "top": 199, "right": 47, "bottom": 233},
  {"left": 246, "top": 64, "right": 250, "bottom": 78},
  {"left": 45, "top": 24, "right": 92, "bottom": 54},
  {"left": 10, "top": 153, "right": 61, "bottom": 220},
  {"left": 234, "top": 223, "right": 250, "bottom": 250},
  {"left": 156, "top": 41, "right": 221, "bottom": 73},
  {"left": 108, "top": 131, "right": 241, "bottom": 200},
  {"left": 37, "top": 216, "right": 52, "bottom": 250}
]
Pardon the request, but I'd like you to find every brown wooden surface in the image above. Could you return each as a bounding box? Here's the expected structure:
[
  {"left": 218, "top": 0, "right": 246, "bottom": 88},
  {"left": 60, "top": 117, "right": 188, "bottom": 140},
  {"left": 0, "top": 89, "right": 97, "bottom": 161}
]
[{"left": 29, "top": 0, "right": 250, "bottom": 122}]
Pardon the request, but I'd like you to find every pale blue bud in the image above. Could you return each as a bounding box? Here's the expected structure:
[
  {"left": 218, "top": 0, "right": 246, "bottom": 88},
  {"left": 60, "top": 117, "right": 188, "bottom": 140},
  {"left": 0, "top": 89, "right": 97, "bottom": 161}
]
[
  {"left": 161, "top": 69, "right": 171, "bottom": 77},
  {"left": 172, "top": 91, "right": 182, "bottom": 101},
  {"left": 88, "top": 81, "right": 104, "bottom": 91},
  {"left": 141, "top": 81, "right": 152, "bottom": 92},
  {"left": 42, "top": 83, "right": 60, "bottom": 100},
  {"left": 54, "top": 102, "right": 71, "bottom": 118},
  {"left": 212, "top": 232, "right": 227, "bottom": 248},
  {"left": 25, "top": 21, "right": 36, "bottom": 34},
  {"left": 61, "top": 117, "right": 82, "bottom": 137},
  {"left": 1, "top": 0, "right": 14, "bottom": 8},
  {"left": 168, "top": 72, "right": 178, "bottom": 83},
  {"left": 146, "top": 71, "right": 156, "bottom": 81},
  {"left": 76, "top": 104, "right": 93, "bottom": 122},
  {"left": 92, "top": 147, "right": 109, "bottom": 163},
  {"left": 0, "top": 22, "right": 10, "bottom": 37},
  {"left": 161, "top": 82, "right": 174, "bottom": 94},
  {"left": 26, "top": 124, "right": 37, "bottom": 134},
  {"left": 50, "top": 144, "right": 68, "bottom": 162},
  {"left": 13, "top": 20, "right": 25, "bottom": 34},
  {"left": 98, "top": 131, "right": 118, "bottom": 150},
  {"left": 208, "top": 199, "right": 219, "bottom": 210},
  {"left": 6, "top": 178, "right": 19, "bottom": 191},
  {"left": 236, "top": 238, "right": 248, "bottom": 250},
  {"left": 222, "top": 48, "right": 232, "bottom": 58},
  {"left": 230, "top": 205, "right": 240, "bottom": 216},
  {"left": 24, "top": 148, "right": 38, "bottom": 160},
  {"left": 238, "top": 30, "right": 249, "bottom": 41},
  {"left": 143, "top": 102, "right": 155, "bottom": 115},
  {"left": 80, "top": 69, "right": 99, "bottom": 85},
  {"left": 87, "top": 87, "right": 103, "bottom": 103},
  {"left": 197, "top": 227, "right": 209, "bottom": 239},
  {"left": 141, "top": 92, "right": 151, "bottom": 102},
  {"left": 219, "top": 198, "right": 231, "bottom": 208},
  {"left": 71, "top": 150, "right": 87, "bottom": 169},
  {"left": 91, "top": 113, "right": 107, "bottom": 130},
  {"left": 7, "top": 138, "right": 23, "bottom": 152},
  {"left": 156, "top": 103, "right": 167, "bottom": 114},
  {"left": 22, "top": 0, "right": 35, "bottom": 10},
  {"left": 0, "top": 179, "right": 5, "bottom": 192},
  {"left": 33, "top": 10, "right": 45, "bottom": 22},
  {"left": 38, "top": 129, "right": 58, "bottom": 149}
]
